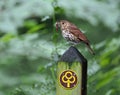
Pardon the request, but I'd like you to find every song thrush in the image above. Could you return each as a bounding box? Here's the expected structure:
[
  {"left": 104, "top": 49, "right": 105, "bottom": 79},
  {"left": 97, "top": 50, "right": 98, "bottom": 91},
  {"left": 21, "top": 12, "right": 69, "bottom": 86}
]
[{"left": 56, "top": 20, "right": 95, "bottom": 55}]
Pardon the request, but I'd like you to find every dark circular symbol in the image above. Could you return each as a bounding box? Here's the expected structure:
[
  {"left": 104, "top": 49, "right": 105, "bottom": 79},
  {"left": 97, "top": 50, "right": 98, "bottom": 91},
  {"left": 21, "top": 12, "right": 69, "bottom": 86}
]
[{"left": 60, "top": 70, "right": 77, "bottom": 89}]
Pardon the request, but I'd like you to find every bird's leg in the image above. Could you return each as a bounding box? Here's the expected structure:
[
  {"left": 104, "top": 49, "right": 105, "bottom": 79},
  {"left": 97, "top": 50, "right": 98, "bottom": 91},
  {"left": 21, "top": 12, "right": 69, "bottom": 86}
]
[{"left": 69, "top": 41, "right": 77, "bottom": 47}]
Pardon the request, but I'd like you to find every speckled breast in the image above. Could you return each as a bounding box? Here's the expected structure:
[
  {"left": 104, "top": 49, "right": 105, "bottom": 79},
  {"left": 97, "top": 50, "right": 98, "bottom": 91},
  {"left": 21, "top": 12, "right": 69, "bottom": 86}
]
[{"left": 62, "top": 30, "right": 79, "bottom": 43}]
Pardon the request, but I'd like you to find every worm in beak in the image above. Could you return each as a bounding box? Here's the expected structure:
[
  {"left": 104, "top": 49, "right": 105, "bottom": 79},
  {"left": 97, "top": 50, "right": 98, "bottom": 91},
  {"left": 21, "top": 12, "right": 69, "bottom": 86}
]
[{"left": 55, "top": 22, "right": 60, "bottom": 32}]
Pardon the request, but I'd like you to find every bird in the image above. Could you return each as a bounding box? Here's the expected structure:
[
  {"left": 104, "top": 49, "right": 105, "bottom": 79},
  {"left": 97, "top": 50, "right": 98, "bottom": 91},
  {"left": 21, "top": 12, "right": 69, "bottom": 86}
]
[{"left": 56, "top": 20, "right": 95, "bottom": 55}]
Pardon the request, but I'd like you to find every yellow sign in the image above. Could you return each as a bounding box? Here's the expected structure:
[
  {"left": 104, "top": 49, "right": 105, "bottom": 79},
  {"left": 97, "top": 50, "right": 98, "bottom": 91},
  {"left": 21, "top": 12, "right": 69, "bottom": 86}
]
[{"left": 60, "top": 70, "right": 77, "bottom": 89}]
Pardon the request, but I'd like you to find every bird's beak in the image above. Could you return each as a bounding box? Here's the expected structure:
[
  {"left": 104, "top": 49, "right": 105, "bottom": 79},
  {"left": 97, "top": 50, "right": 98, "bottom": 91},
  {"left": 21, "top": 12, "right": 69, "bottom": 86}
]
[{"left": 55, "top": 22, "right": 60, "bottom": 32}]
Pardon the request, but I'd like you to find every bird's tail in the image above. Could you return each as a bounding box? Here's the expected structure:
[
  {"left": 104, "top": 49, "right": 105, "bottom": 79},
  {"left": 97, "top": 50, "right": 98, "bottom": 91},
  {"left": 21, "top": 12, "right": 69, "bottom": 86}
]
[{"left": 86, "top": 43, "right": 95, "bottom": 55}]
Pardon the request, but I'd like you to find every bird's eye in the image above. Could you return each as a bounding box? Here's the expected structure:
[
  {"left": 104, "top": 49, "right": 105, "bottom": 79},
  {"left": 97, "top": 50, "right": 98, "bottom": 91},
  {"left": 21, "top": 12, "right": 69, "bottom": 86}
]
[{"left": 62, "top": 22, "right": 64, "bottom": 24}]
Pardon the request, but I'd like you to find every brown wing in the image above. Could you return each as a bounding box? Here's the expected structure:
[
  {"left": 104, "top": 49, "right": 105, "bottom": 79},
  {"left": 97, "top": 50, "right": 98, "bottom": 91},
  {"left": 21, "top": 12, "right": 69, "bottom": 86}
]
[{"left": 68, "top": 25, "right": 89, "bottom": 44}]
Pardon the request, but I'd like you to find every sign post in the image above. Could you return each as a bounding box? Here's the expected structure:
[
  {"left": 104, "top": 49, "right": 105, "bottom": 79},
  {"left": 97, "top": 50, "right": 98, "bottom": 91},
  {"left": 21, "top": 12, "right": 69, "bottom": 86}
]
[{"left": 56, "top": 46, "right": 87, "bottom": 95}]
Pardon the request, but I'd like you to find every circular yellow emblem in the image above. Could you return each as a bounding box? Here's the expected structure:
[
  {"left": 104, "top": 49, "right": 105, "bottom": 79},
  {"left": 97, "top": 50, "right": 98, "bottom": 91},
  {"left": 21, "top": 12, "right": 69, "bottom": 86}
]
[{"left": 60, "top": 70, "right": 77, "bottom": 89}]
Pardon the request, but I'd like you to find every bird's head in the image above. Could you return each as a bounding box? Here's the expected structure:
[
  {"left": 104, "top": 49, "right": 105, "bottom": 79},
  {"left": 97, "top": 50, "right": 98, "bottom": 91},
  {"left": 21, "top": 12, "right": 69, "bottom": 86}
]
[{"left": 55, "top": 20, "right": 70, "bottom": 31}]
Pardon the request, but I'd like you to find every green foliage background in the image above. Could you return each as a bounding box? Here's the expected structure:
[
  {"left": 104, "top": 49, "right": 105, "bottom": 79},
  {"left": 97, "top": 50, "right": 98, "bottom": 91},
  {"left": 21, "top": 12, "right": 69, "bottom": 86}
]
[{"left": 0, "top": 0, "right": 120, "bottom": 95}]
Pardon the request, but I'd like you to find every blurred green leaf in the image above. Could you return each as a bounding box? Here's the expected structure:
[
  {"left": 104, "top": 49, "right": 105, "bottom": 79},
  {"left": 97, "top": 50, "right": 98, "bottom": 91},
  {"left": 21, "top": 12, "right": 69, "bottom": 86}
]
[
  {"left": 1, "top": 34, "right": 15, "bottom": 42},
  {"left": 28, "top": 24, "right": 46, "bottom": 33}
]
